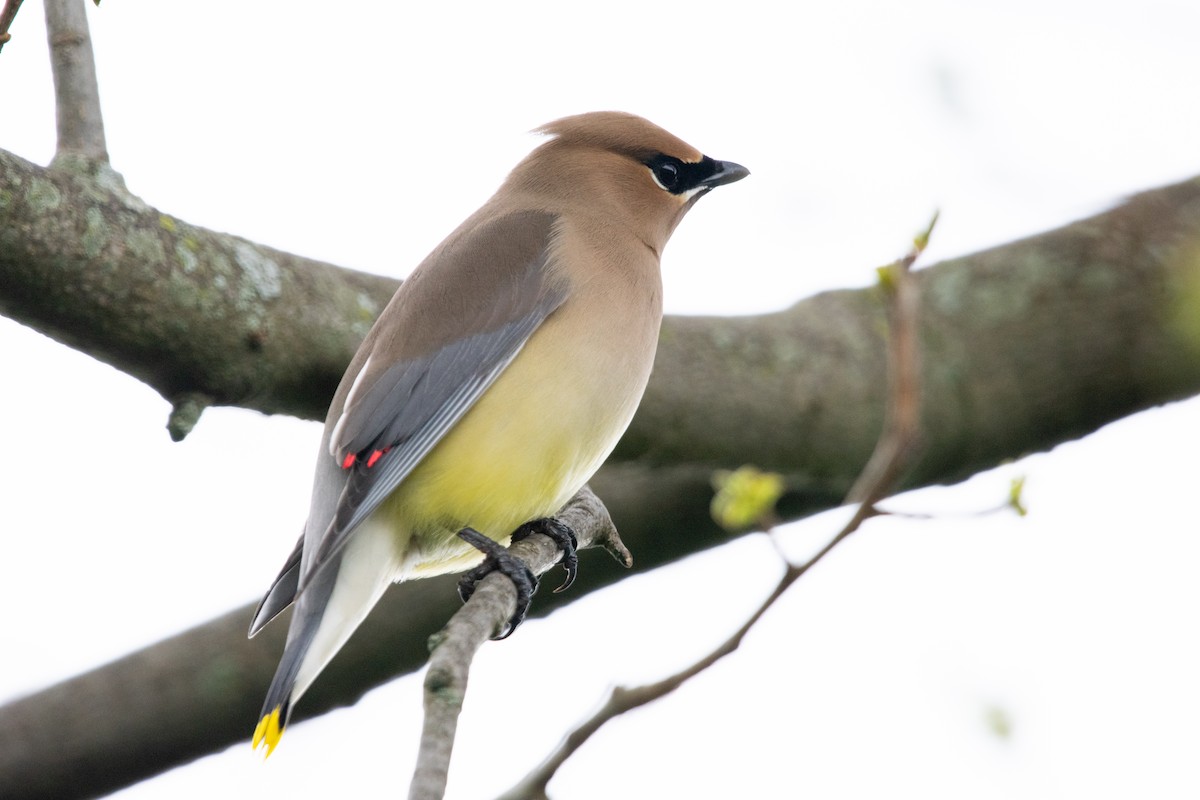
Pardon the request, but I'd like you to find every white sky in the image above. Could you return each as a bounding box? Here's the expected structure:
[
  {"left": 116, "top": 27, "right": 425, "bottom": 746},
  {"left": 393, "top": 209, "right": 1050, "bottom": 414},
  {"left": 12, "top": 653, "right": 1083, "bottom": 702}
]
[{"left": 2, "top": 1, "right": 1200, "bottom": 798}]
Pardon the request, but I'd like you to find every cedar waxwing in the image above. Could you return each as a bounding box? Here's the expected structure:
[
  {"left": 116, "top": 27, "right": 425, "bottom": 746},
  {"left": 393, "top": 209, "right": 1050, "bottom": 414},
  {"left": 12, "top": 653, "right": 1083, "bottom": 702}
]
[{"left": 250, "top": 111, "right": 748, "bottom": 755}]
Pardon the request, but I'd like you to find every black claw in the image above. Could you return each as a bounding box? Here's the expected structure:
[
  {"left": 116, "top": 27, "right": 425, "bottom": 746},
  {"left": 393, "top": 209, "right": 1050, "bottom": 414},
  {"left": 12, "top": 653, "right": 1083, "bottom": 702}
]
[
  {"left": 512, "top": 517, "right": 579, "bottom": 593},
  {"left": 456, "top": 528, "right": 538, "bottom": 639}
]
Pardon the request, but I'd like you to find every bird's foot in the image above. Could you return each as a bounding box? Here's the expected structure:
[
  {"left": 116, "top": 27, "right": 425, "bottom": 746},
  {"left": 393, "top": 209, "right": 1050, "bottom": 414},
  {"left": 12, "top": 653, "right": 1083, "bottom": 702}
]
[
  {"left": 512, "top": 517, "right": 579, "bottom": 593},
  {"left": 457, "top": 527, "right": 539, "bottom": 640}
]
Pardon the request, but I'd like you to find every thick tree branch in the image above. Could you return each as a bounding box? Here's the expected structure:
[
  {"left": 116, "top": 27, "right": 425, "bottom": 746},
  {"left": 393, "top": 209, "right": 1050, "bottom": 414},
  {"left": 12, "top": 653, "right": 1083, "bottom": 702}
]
[
  {"left": 631, "top": 178, "right": 1200, "bottom": 492},
  {"left": 0, "top": 148, "right": 396, "bottom": 437},
  {"left": 3, "top": 161, "right": 1200, "bottom": 796},
  {"left": 44, "top": 0, "right": 107, "bottom": 166},
  {"left": 3, "top": 142, "right": 1200, "bottom": 464}
]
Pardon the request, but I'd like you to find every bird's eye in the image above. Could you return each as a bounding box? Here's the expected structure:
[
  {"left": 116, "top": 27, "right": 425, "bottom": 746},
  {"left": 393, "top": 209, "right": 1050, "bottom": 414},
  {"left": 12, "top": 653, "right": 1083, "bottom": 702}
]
[
  {"left": 654, "top": 162, "right": 680, "bottom": 189},
  {"left": 645, "top": 154, "right": 693, "bottom": 193}
]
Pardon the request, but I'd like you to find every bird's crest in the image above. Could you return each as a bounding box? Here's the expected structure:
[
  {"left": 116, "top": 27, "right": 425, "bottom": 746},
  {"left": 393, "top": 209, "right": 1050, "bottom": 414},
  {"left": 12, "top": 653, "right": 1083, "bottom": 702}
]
[{"left": 534, "top": 111, "right": 703, "bottom": 163}]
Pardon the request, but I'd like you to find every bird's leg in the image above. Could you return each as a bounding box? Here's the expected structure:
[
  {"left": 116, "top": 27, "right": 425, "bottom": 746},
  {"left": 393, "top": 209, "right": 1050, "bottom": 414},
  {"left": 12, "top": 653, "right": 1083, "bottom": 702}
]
[
  {"left": 511, "top": 517, "right": 579, "bottom": 593},
  {"left": 455, "top": 518, "right": 578, "bottom": 639},
  {"left": 456, "top": 527, "right": 539, "bottom": 640}
]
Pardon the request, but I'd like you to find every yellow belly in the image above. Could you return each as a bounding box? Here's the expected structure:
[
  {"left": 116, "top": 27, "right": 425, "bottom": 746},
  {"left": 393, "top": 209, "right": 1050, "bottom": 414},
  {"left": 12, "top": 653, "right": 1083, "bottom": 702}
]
[{"left": 374, "top": 307, "right": 653, "bottom": 577}]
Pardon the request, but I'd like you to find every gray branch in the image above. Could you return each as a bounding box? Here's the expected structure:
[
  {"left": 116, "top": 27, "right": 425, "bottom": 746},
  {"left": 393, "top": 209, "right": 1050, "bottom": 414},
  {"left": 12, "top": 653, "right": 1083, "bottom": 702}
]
[
  {"left": 4, "top": 142, "right": 1199, "bottom": 469},
  {"left": 44, "top": 0, "right": 107, "bottom": 166},
  {"left": 409, "top": 489, "right": 624, "bottom": 800}
]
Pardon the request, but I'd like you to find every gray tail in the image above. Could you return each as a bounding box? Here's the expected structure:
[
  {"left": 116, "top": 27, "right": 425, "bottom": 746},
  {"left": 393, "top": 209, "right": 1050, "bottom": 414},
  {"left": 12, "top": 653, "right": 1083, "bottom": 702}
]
[{"left": 251, "top": 554, "right": 340, "bottom": 756}]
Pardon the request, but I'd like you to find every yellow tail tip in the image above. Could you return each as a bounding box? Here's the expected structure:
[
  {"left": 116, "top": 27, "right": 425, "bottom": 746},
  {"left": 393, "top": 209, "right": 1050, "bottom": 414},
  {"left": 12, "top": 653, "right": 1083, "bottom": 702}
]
[{"left": 252, "top": 707, "right": 285, "bottom": 758}]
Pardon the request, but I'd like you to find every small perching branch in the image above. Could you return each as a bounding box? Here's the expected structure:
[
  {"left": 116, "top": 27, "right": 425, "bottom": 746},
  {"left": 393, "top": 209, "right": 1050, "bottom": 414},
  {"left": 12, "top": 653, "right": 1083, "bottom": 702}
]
[
  {"left": 44, "top": 0, "right": 107, "bottom": 166},
  {"left": 407, "top": 488, "right": 629, "bottom": 800},
  {"left": 0, "top": 0, "right": 25, "bottom": 53},
  {"left": 495, "top": 219, "right": 933, "bottom": 800}
]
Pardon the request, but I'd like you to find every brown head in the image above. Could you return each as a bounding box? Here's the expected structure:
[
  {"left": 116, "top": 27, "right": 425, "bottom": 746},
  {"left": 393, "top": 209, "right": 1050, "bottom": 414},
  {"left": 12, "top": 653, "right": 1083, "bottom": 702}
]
[{"left": 503, "top": 111, "right": 749, "bottom": 255}]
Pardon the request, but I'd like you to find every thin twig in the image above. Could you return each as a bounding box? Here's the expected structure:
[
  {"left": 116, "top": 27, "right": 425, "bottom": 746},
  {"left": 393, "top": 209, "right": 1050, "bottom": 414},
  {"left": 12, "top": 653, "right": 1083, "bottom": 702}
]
[
  {"left": 845, "top": 215, "right": 930, "bottom": 504},
  {"left": 0, "top": 0, "right": 25, "bottom": 53},
  {"left": 407, "top": 488, "right": 626, "bottom": 800},
  {"left": 44, "top": 0, "right": 108, "bottom": 165},
  {"left": 496, "top": 219, "right": 932, "bottom": 800}
]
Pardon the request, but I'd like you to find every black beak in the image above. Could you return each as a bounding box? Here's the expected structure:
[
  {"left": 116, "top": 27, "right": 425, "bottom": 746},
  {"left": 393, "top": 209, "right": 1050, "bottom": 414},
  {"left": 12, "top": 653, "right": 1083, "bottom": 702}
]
[{"left": 700, "top": 159, "right": 750, "bottom": 189}]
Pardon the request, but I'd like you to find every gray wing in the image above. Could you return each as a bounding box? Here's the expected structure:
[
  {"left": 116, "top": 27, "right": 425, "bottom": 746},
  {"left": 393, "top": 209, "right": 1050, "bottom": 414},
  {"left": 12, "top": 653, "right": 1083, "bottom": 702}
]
[{"left": 295, "top": 209, "right": 568, "bottom": 592}]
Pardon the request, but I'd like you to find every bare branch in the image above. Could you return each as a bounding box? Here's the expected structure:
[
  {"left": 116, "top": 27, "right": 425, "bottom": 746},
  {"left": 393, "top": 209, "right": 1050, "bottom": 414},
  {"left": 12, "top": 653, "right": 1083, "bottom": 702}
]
[
  {"left": 409, "top": 489, "right": 623, "bottom": 800},
  {"left": 43, "top": 0, "right": 107, "bottom": 165},
  {"left": 3, "top": 141, "right": 1200, "bottom": 471},
  {"left": 496, "top": 224, "right": 930, "bottom": 799},
  {"left": 0, "top": 0, "right": 25, "bottom": 52}
]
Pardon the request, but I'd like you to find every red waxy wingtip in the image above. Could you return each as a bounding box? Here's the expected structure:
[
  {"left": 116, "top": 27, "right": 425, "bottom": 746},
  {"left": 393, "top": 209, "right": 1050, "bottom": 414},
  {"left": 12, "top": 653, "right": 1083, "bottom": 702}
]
[{"left": 341, "top": 453, "right": 357, "bottom": 469}]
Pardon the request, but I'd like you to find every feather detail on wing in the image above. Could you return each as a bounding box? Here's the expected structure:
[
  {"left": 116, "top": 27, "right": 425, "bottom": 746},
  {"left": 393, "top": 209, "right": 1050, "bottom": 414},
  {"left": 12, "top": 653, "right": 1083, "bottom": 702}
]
[{"left": 295, "top": 210, "right": 568, "bottom": 591}]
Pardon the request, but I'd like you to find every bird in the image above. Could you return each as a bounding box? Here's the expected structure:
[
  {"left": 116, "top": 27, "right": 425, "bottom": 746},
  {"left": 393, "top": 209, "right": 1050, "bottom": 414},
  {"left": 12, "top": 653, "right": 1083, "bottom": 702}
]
[{"left": 249, "top": 111, "right": 748, "bottom": 755}]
